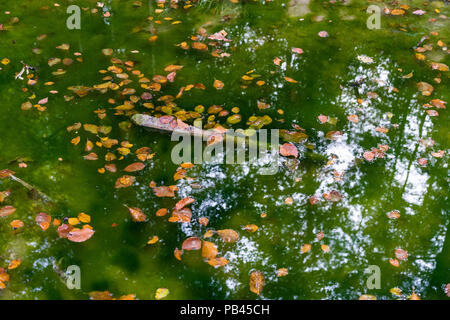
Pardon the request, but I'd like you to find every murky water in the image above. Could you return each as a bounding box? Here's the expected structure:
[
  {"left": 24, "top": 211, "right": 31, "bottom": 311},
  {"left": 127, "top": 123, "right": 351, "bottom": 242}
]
[{"left": 0, "top": 0, "right": 448, "bottom": 300}]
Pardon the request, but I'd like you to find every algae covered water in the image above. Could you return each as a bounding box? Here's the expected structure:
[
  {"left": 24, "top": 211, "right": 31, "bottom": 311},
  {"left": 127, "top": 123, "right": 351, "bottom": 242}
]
[{"left": 0, "top": 0, "right": 448, "bottom": 300}]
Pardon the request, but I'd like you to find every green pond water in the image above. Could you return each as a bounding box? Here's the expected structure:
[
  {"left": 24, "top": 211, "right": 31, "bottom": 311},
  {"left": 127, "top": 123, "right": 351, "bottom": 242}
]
[{"left": 0, "top": 0, "right": 449, "bottom": 300}]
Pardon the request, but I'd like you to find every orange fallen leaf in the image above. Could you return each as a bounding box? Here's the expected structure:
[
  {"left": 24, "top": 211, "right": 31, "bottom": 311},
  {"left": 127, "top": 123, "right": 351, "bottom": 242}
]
[
  {"left": 153, "top": 186, "right": 175, "bottom": 197},
  {"left": 208, "top": 257, "right": 229, "bottom": 267},
  {"left": 175, "top": 197, "right": 195, "bottom": 210},
  {"left": 174, "top": 248, "right": 183, "bottom": 261},
  {"left": 213, "top": 79, "right": 224, "bottom": 90},
  {"left": 156, "top": 208, "right": 168, "bottom": 217},
  {"left": 249, "top": 271, "right": 265, "bottom": 295},
  {"left": 8, "top": 259, "right": 22, "bottom": 270},
  {"left": 301, "top": 244, "right": 312, "bottom": 253},
  {"left": 10, "top": 220, "right": 24, "bottom": 229},
  {"left": 126, "top": 206, "right": 147, "bottom": 222},
  {"left": 276, "top": 268, "right": 288, "bottom": 277},
  {"left": 243, "top": 224, "right": 259, "bottom": 233},
  {"left": 115, "top": 175, "right": 136, "bottom": 188},
  {"left": 202, "top": 241, "right": 218, "bottom": 260},
  {"left": 217, "top": 229, "right": 239, "bottom": 243},
  {"left": 389, "top": 258, "right": 400, "bottom": 267},
  {"left": 124, "top": 162, "right": 145, "bottom": 172}
]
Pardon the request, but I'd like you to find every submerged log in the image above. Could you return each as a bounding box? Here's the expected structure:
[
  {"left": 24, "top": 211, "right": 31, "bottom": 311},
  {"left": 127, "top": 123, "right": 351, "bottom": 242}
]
[{"left": 131, "top": 113, "right": 250, "bottom": 145}]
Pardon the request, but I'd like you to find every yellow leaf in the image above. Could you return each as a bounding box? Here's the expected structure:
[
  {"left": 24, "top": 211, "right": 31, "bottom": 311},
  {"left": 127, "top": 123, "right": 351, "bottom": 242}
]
[{"left": 155, "top": 288, "right": 169, "bottom": 300}]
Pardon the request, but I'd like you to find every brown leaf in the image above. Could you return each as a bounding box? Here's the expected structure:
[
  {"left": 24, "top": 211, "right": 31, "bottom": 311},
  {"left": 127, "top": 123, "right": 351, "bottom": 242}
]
[
  {"left": 217, "top": 229, "right": 239, "bottom": 243},
  {"left": 182, "top": 237, "right": 202, "bottom": 251},
  {"left": 126, "top": 206, "right": 147, "bottom": 222},
  {"left": 115, "top": 175, "right": 135, "bottom": 188},
  {"left": 249, "top": 271, "right": 265, "bottom": 295},
  {"left": 124, "top": 162, "right": 146, "bottom": 172},
  {"left": 67, "top": 227, "right": 95, "bottom": 243},
  {"left": 153, "top": 186, "right": 175, "bottom": 197},
  {"left": 168, "top": 208, "right": 192, "bottom": 223}
]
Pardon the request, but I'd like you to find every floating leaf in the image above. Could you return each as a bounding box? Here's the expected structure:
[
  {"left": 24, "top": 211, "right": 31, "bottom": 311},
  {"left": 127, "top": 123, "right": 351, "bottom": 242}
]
[
  {"left": 147, "top": 236, "right": 159, "bottom": 245},
  {"left": 217, "top": 229, "right": 239, "bottom": 243},
  {"left": 202, "top": 241, "right": 218, "bottom": 260},
  {"left": 175, "top": 197, "right": 195, "bottom": 210},
  {"left": 417, "top": 82, "right": 434, "bottom": 96},
  {"left": 182, "top": 237, "right": 202, "bottom": 250},
  {"left": 276, "top": 268, "right": 288, "bottom": 277},
  {"left": 249, "top": 271, "right": 265, "bottom": 295},
  {"left": 0, "top": 205, "right": 16, "bottom": 217},
  {"left": 243, "top": 224, "right": 258, "bottom": 233},
  {"left": 208, "top": 257, "right": 229, "bottom": 267},
  {"left": 389, "top": 258, "right": 400, "bottom": 267},
  {"left": 323, "top": 190, "right": 342, "bottom": 202},
  {"left": 280, "top": 143, "right": 298, "bottom": 158},
  {"left": 213, "top": 79, "right": 224, "bottom": 90},
  {"left": 126, "top": 206, "right": 147, "bottom": 222},
  {"left": 124, "top": 162, "right": 145, "bottom": 172},
  {"left": 115, "top": 175, "right": 135, "bottom": 188},
  {"left": 390, "top": 287, "right": 402, "bottom": 296},
  {"left": 387, "top": 210, "right": 401, "bottom": 219},
  {"left": 155, "top": 288, "right": 169, "bottom": 300},
  {"left": 67, "top": 228, "right": 95, "bottom": 243},
  {"left": 395, "top": 248, "right": 408, "bottom": 260},
  {"left": 153, "top": 186, "right": 175, "bottom": 197},
  {"left": 301, "top": 244, "right": 312, "bottom": 253},
  {"left": 89, "top": 291, "right": 113, "bottom": 300},
  {"left": 8, "top": 259, "right": 22, "bottom": 270},
  {"left": 359, "top": 295, "right": 376, "bottom": 300},
  {"left": 174, "top": 248, "right": 183, "bottom": 261}
]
